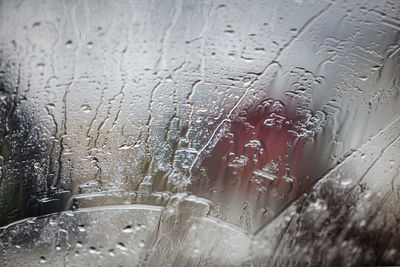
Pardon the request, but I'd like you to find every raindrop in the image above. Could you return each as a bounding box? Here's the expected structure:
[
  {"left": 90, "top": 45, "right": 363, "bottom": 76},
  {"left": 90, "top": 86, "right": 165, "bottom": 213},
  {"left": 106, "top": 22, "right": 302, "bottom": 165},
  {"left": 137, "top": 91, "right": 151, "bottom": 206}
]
[
  {"left": 89, "top": 247, "right": 97, "bottom": 254},
  {"left": 116, "top": 242, "right": 128, "bottom": 251},
  {"left": 80, "top": 104, "right": 92, "bottom": 113},
  {"left": 39, "top": 256, "right": 46, "bottom": 263},
  {"left": 108, "top": 249, "right": 115, "bottom": 256},
  {"left": 122, "top": 225, "right": 133, "bottom": 233},
  {"left": 65, "top": 40, "right": 73, "bottom": 48},
  {"left": 138, "top": 240, "right": 145, "bottom": 248},
  {"left": 119, "top": 144, "right": 132, "bottom": 150}
]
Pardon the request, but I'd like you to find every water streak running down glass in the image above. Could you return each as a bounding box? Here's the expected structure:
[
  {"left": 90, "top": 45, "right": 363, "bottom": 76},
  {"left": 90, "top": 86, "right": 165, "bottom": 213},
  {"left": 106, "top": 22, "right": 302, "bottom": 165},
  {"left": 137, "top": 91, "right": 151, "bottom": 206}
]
[{"left": 0, "top": 0, "right": 399, "bottom": 266}]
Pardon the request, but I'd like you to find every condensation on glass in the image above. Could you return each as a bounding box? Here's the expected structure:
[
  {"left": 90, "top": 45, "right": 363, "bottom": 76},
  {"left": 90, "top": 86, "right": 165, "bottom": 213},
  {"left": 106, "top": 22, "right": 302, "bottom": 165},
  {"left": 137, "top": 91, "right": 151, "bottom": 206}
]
[{"left": 0, "top": 0, "right": 399, "bottom": 266}]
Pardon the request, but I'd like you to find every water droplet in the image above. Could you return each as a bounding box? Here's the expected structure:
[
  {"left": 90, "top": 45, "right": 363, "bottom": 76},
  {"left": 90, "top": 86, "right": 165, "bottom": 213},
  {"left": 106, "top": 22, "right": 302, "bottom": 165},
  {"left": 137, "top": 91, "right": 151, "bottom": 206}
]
[
  {"left": 116, "top": 242, "right": 127, "bottom": 251},
  {"left": 108, "top": 249, "right": 115, "bottom": 256},
  {"left": 139, "top": 241, "right": 145, "bottom": 248},
  {"left": 341, "top": 179, "right": 352, "bottom": 186},
  {"left": 263, "top": 118, "right": 275, "bottom": 126},
  {"left": 34, "top": 162, "right": 40, "bottom": 169},
  {"left": 80, "top": 104, "right": 91, "bottom": 113},
  {"left": 119, "top": 144, "right": 132, "bottom": 150},
  {"left": 89, "top": 247, "right": 97, "bottom": 254},
  {"left": 65, "top": 40, "right": 73, "bottom": 48},
  {"left": 39, "top": 256, "right": 46, "bottom": 263},
  {"left": 122, "top": 225, "right": 133, "bottom": 233}
]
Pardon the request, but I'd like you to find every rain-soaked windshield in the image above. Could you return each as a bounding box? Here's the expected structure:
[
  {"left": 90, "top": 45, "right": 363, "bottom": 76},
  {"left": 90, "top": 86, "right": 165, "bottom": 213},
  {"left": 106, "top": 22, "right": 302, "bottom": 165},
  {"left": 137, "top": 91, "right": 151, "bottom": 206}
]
[{"left": 1, "top": 0, "right": 400, "bottom": 266}]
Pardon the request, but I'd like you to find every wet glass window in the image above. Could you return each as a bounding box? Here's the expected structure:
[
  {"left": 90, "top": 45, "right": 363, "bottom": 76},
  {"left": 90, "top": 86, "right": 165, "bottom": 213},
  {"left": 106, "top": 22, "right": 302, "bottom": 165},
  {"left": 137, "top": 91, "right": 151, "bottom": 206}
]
[{"left": 0, "top": 0, "right": 399, "bottom": 266}]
